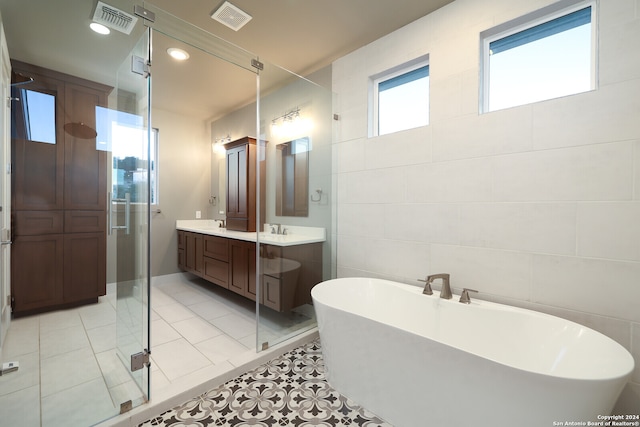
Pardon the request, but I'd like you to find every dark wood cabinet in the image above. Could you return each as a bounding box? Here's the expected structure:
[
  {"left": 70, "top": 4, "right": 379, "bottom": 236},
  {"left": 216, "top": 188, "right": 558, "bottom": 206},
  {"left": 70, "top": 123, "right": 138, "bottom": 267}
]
[
  {"left": 180, "top": 231, "right": 231, "bottom": 289},
  {"left": 11, "top": 234, "right": 64, "bottom": 312},
  {"left": 63, "top": 83, "right": 107, "bottom": 211},
  {"left": 10, "top": 61, "right": 110, "bottom": 315},
  {"left": 225, "top": 137, "right": 265, "bottom": 232},
  {"left": 203, "top": 235, "right": 229, "bottom": 288},
  {"left": 184, "top": 231, "right": 204, "bottom": 276},
  {"left": 229, "top": 239, "right": 256, "bottom": 300},
  {"left": 63, "top": 232, "right": 106, "bottom": 303},
  {"left": 177, "top": 230, "right": 322, "bottom": 312},
  {"left": 177, "top": 230, "right": 185, "bottom": 270}
]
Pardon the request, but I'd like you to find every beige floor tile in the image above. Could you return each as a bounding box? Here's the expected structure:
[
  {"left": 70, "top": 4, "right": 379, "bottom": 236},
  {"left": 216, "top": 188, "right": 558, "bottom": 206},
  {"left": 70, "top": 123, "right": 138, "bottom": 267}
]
[
  {"left": 195, "top": 333, "right": 250, "bottom": 364},
  {"left": 41, "top": 377, "right": 116, "bottom": 427},
  {"left": 151, "top": 338, "right": 211, "bottom": 381},
  {"left": 150, "top": 318, "right": 181, "bottom": 346},
  {"left": 40, "top": 325, "right": 90, "bottom": 359},
  {"left": 0, "top": 385, "right": 41, "bottom": 427},
  {"left": 0, "top": 351, "right": 40, "bottom": 397},
  {"left": 171, "top": 316, "right": 223, "bottom": 345},
  {"left": 40, "top": 347, "right": 102, "bottom": 397}
]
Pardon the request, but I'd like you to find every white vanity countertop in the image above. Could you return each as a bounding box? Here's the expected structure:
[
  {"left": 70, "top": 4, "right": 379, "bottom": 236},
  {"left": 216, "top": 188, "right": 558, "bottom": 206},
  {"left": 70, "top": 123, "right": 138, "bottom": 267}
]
[{"left": 176, "top": 220, "right": 326, "bottom": 247}]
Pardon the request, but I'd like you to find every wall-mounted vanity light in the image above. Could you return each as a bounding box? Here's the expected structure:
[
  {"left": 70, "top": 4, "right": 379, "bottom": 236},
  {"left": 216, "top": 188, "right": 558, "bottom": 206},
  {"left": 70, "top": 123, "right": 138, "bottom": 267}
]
[
  {"left": 212, "top": 134, "right": 231, "bottom": 154},
  {"left": 271, "top": 107, "right": 313, "bottom": 138}
]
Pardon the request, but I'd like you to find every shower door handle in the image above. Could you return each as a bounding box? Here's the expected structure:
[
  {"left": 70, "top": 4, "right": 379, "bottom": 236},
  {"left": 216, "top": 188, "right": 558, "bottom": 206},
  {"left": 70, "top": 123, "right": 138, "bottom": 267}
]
[{"left": 108, "top": 192, "right": 131, "bottom": 235}]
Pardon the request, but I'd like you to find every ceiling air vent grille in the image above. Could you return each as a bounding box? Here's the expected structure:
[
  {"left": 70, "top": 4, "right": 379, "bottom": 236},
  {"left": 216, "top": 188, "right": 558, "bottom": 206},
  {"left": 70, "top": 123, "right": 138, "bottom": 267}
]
[
  {"left": 211, "top": 1, "right": 252, "bottom": 31},
  {"left": 92, "top": 1, "right": 138, "bottom": 35}
]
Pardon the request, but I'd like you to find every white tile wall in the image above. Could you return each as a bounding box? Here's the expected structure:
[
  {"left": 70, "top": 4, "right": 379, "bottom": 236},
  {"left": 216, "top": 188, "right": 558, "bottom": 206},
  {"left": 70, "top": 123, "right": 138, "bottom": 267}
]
[
  {"left": 332, "top": 0, "right": 640, "bottom": 409},
  {"left": 458, "top": 203, "right": 577, "bottom": 255},
  {"left": 577, "top": 202, "right": 640, "bottom": 261}
]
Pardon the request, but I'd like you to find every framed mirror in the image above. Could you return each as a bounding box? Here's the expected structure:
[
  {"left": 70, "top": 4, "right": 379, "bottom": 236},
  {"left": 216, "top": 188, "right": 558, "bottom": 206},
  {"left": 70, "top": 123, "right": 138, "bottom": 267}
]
[{"left": 276, "top": 137, "right": 309, "bottom": 217}]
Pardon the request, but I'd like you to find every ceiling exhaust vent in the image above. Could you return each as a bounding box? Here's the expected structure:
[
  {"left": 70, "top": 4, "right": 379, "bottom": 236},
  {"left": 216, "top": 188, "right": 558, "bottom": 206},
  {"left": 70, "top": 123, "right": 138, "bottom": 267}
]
[
  {"left": 92, "top": 1, "right": 138, "bottom": 35},
  {"left": 211, "top": 1, "right": 252, "bottom": 31}
]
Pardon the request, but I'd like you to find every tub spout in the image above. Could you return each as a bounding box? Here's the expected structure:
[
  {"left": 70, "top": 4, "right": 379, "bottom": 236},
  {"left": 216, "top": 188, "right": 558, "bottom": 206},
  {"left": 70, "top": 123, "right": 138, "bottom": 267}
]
[{"left": 420, "top": 273, "right": 451, "bottom": 299}]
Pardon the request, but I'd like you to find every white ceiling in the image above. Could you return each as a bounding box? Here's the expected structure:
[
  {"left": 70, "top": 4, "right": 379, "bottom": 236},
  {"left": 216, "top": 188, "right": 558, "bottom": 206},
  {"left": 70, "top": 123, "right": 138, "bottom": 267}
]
[{"left": 0, "top": 0, "right": 453, "bottom": 120}]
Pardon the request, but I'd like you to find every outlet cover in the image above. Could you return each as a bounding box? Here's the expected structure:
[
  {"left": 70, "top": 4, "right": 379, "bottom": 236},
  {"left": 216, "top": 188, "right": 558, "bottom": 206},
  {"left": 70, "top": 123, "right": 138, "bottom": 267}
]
[{"left": 195, "top": 211, "right": 201, "bottom": 219}]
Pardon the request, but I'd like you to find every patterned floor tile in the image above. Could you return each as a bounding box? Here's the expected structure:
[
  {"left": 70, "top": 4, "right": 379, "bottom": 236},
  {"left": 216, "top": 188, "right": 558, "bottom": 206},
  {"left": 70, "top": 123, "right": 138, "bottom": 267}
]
[{"left": 138, "top": 339, "right": 391, "bottom": 427}]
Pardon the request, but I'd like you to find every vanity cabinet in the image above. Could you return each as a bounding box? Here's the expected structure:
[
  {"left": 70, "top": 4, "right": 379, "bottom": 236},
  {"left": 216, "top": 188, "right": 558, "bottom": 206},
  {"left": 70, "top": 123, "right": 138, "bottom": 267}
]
[
  {"left": 225, "top": 137, "right": 265, "bottom": 232},
  {"left": 177, "top": 229, "right": 323, "bottom": 312},
  {"left": 10, "top": 61, "right": 110, "bottom": 315}
]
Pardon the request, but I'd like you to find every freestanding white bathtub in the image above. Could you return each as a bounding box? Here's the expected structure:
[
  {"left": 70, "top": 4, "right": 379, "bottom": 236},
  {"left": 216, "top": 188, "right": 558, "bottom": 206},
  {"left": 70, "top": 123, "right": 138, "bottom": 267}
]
[{"left": 311, "top": 277, "right": 634, "bottom": 427}]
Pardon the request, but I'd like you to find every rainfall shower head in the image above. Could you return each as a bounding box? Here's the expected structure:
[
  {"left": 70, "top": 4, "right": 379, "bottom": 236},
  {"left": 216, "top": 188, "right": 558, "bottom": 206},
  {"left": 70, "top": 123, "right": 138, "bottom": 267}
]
[{"left": 11, "top": 71, "right": 34, "bottom": 86}]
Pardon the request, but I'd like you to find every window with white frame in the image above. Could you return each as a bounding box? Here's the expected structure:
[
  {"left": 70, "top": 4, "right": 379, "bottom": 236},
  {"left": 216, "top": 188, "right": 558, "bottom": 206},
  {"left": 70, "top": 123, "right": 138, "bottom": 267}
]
[
  {"left": 371, "top": 57, "right": 429, "bottom": 136},
  {"left": 481, "top": 2, "right": 595, "bottom": 113}
]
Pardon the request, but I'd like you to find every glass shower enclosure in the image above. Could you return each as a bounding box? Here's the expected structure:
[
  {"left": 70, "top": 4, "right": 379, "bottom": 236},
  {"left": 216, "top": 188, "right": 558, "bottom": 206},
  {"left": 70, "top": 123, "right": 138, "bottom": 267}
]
[{"left": 141, "top": 2, "right": 334, "bottom": 351}]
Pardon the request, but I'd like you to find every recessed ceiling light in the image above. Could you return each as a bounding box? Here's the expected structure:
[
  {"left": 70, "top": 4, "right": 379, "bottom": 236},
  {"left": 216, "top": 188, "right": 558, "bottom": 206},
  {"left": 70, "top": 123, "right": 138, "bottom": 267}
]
[
  {"left": 90, "top": 22, "right": 110, "bottom": 35},
  {"left": 167, "top": 48, "right": 190, "bottom": 61}
]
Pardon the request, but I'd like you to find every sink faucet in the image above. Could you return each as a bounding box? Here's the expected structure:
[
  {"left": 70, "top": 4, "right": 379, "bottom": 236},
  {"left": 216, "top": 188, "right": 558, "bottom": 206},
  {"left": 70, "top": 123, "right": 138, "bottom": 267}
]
[
  {"left": 270, "top": 223, "right": 281, "bottom": 234},
  {"left": 419, "top": 273, "right": 452, "bottom": 299}
]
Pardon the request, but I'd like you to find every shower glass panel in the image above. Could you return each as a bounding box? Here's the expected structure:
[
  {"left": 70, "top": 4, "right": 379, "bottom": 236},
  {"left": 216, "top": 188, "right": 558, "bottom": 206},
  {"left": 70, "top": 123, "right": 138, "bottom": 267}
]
[
  {"left": 140, "top": 3, "right": 258, "bottom": 74},
  {"left": 140, "top": 2, "right": 335, "bottom": 356},
  {"left": 256, "top": 60, "right": 334, "bottom": 350},
  {"left": 109, "top": 27, "right": 151, "bottom": 410}
]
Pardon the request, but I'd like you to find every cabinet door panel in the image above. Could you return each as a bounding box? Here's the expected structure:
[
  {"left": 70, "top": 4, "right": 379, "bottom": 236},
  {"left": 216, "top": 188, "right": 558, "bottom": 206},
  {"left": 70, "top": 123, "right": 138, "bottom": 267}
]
[
  {"left": 177, "top": 230, "right": 185, "bottom": 250},
  {"left": 229, "top": 240, "right": 249, "bottom": 296},
  {"left": 11, "top": 73, "right": 65, "bottom": 211},
  {"left": 263, "top": 275, "right": 281, "bottom": 311},
  {"left": 63, "top": 83, "right": 107, "bottom": 211},
  {"left": 64, "top": 232, "right": 106, "bottom": 302},
  {"left": 203, "top": 257, "right": 229, "bottom": 288},
  {"left": 178, "top": 249, "right": 185, "bottom": 270},
  {"left": 247, "top": 242, "right": 256, "bottom": 301},
  {"left": 11, "top": 234, "right": 64, "bottom": 313},
  {"left": 14, "top": 211, "right": 63, "bottom": 236},
  {"left": 184, "top": 232, "right": 203, "bottom": 276},
  {"left": 64, "top": 210, "right": 106, "bottom": 233},
  {"left": 12, "top": 139, "right": 64, "bottom": 210},
  {"left": 226, "top": 147, "right": 240, "bottom": 218},
  {"left": 203, "top": 235, "right": 228, "bottom": 262}
]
